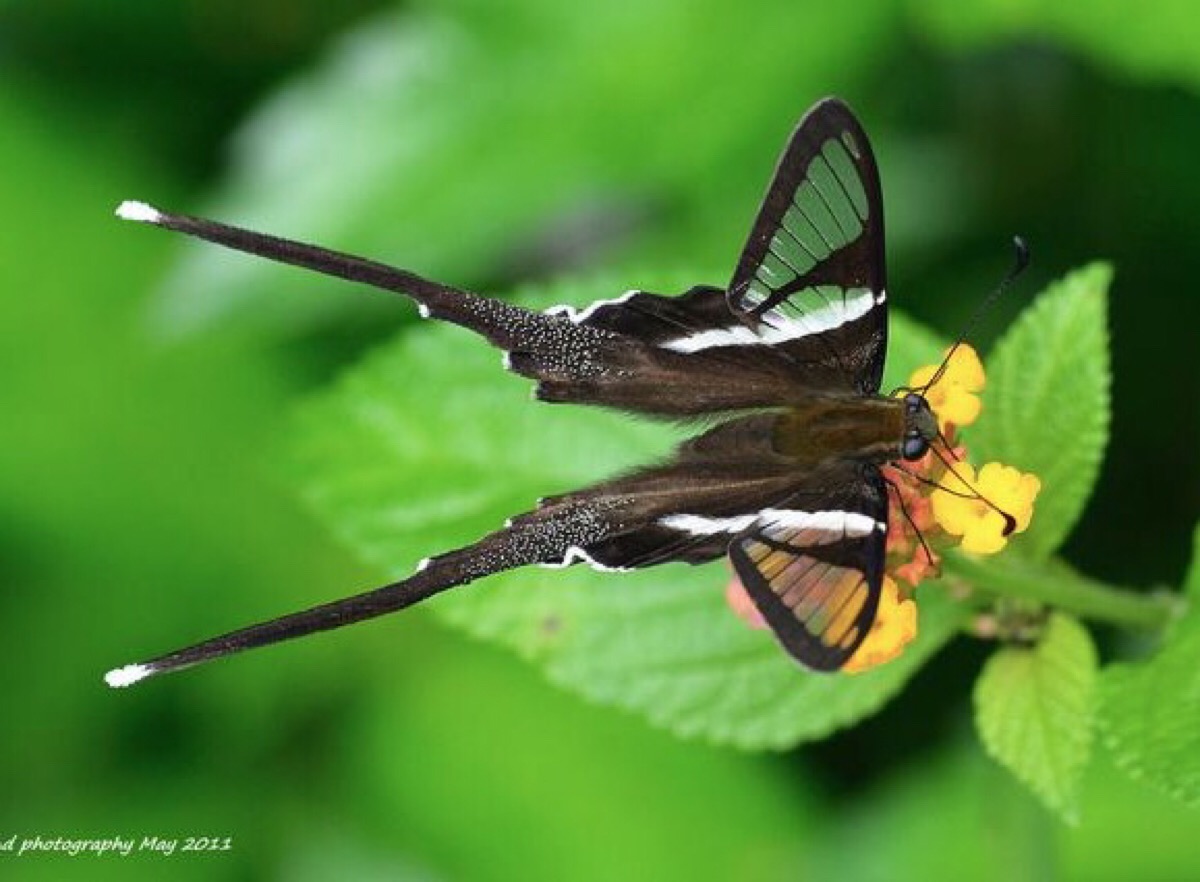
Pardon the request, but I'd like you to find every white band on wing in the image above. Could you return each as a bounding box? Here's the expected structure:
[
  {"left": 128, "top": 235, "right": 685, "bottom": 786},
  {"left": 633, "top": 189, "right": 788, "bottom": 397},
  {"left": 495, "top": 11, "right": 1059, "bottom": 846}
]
[
  {"left": 659, "top": 509, "right": 882, "bottom": 538},
  {"left": 659, "top": 287, "right": 876, "bottom": 353}
]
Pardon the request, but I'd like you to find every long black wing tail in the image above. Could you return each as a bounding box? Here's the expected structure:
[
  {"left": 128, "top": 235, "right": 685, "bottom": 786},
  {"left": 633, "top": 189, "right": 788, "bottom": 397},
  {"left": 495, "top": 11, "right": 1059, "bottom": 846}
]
[
  {"left": 115, "top": 201, "right": 626, "bottom": 382},
  {"left": 104, "top": 495, "right": 631, "bottom": 688}
]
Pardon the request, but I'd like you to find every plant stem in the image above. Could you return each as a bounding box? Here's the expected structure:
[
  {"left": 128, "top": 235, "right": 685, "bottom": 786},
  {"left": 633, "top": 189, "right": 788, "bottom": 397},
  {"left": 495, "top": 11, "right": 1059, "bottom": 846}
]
[{"left": 943, "top": 551, "right": 1183, "bottom": 631}]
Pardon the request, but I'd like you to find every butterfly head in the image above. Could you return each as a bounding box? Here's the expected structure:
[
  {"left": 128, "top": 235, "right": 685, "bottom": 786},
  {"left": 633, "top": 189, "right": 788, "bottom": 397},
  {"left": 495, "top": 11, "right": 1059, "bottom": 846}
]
[{"left": 900, "top": 392, "right": 937, "bottom": 461}]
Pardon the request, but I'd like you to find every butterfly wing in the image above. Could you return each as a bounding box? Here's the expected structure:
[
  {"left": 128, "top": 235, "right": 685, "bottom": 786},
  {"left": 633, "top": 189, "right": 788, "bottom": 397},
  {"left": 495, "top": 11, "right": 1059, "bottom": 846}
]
[
  {"left": 124, "top": 99, "right": 888, "bottom": 413},
  {"left": 726, "top": 97, "right": 888, "bottom": 395},
  {"left": 727, "top": 459, "right": 887, "bottom": 671}
]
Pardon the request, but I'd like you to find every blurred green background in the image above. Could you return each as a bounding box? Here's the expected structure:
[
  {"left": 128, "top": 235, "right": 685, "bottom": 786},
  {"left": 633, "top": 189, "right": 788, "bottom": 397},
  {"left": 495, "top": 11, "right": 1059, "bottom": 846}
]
[{"left": 3, "top": 0, "right": 1198, "bottom": 879}]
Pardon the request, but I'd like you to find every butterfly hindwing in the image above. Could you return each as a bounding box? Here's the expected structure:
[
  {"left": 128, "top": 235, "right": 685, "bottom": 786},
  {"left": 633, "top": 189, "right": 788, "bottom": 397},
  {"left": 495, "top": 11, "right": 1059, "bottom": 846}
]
[{"left": 727, "top": 461, "right": 887, "bottom": 671}]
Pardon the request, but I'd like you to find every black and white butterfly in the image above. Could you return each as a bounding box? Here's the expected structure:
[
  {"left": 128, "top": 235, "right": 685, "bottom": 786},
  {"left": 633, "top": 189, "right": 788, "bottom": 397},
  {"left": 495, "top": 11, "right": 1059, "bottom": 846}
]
[{"left": 107, "top": 97, "right": 944, "bottom": 688}]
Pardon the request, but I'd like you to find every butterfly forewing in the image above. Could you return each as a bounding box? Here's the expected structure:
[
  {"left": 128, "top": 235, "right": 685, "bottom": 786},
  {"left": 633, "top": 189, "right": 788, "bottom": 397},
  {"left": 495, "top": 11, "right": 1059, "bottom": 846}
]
[
  {"left": 728, "top": 98, "right": 887, "bottom": 395},
  {"left": 728, "top": 465, "right": 887, "bottom": 671}
]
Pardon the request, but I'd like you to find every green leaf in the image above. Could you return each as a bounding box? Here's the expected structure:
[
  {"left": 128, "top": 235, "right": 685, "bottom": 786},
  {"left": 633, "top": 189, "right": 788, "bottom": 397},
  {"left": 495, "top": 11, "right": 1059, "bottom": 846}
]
[
  {"left": 286, "top": 273, "right": 962, "bottom": 748},
  {"left": 1099, "top": 524, "right": 1200, "bottom": 808},
  {"left": 974, "top": 613, "right": 1099, "bottom": 823},
  {"left": 805, "top": 743, "right": 1057, "bottom": 882},
  {"left": 968, "top": 263, "right": 1112, "bottom": 560},
  {"left": 1189, "top": 524, "right": 1200, "bottom": 603},
  {"left": 537, "top": 574, "right": 965, "bottom": 749}
]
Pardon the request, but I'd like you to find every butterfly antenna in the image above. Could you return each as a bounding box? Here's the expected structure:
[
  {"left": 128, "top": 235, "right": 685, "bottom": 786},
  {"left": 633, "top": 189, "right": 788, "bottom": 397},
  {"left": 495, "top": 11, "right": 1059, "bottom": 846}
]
[
  {"left": 918, "top": 236, "right": 1030, "bottom": 395},
  {"left": 928, "top": 443, "right": 1017, "bottom": 536}
]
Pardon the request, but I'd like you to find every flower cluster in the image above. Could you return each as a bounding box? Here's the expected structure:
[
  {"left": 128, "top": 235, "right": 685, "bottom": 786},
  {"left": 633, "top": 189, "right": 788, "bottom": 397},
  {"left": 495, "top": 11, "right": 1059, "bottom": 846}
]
[{"left": 725, "top": 344, "right": 1041, "bottom": 673}]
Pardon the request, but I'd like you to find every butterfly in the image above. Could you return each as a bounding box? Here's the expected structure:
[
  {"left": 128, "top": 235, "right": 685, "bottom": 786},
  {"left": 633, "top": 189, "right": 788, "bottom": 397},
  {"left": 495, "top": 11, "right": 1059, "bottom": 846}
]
[{"left": 106, "top": 97, "right": 944, "bottom": 688}]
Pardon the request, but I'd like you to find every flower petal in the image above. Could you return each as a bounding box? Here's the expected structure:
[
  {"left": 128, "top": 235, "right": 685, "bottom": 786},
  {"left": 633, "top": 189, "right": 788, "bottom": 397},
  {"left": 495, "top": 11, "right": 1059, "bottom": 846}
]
[
  {"left": 842, "top": 576, "right": 918, "bottom": 674},
  {"left": 907, "top": 344, "right": 986, "bottom": 430},
  {"left": 932, "top": 461, "right": 1042, "bottom": 554}
]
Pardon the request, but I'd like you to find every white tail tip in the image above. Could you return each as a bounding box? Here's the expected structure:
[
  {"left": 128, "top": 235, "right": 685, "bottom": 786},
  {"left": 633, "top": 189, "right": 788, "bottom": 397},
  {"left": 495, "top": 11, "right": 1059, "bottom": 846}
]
[
  {"left": 105, "top": 663, "right": 154, "bottom": 689},
  {"left": 115, "top": 200, "right": 162, "bottom": 224}
]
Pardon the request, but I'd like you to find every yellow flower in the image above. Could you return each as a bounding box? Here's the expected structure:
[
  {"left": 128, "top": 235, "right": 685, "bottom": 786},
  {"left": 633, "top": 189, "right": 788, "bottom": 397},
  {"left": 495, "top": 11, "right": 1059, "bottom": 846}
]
[
  {"left": 842, "top": 577, "right": 918, "bottom": 674},
  {"left": 931, "top": 462, "right": 1041, "bottom": 554},
  {"left": 907, "top": 344, "right": 985, "bottom": 430}
]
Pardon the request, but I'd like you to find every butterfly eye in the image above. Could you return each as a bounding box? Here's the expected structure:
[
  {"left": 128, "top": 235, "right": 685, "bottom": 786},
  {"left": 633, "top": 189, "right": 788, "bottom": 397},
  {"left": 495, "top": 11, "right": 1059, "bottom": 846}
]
[
  {"left": 904, "top": 392, "right": 923, "bottom": 414},
  {"left": 902, "top": 432, "right": 928, "bottom": 461}
]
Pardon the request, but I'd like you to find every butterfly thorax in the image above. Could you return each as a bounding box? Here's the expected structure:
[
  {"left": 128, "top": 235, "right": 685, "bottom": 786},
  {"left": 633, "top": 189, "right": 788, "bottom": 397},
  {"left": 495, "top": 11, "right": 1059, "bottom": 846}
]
[{"left": 772, "top": 396, "right": 917, "bottom": 467}]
